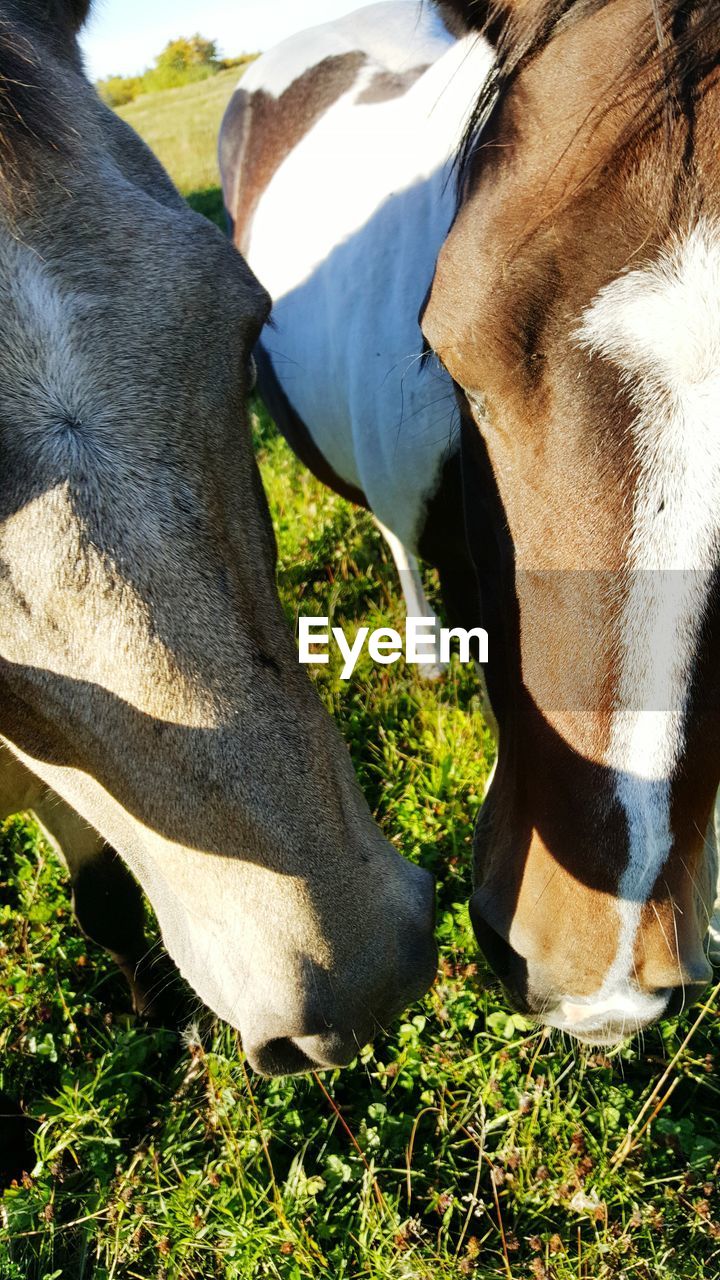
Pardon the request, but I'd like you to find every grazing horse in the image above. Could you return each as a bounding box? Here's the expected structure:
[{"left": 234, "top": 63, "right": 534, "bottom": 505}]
[
  {"left": 221, "top": 0, "right": 720, "bottom": 1044},
  {"left": 0, "top": 0, "right": 436, "bottom": 1078}
]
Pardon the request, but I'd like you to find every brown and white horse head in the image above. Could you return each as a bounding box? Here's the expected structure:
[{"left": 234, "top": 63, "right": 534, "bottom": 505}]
[
  {"left": 424, "top": 0, "right": 720, "bottom": 1042},
  {"left": 0, "top": 0, "right": 436, "bottom": 1074}
]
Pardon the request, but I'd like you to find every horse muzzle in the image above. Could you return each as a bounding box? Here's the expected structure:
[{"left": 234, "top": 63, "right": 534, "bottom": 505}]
[
  {"left": 243, "top": 864, "right": 437, "bottom": 1076},
  {"left": 541, "top": 977, "right": 711, "bottom": 1045}
]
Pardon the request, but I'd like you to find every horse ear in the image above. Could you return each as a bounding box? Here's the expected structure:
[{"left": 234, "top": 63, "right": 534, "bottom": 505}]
[
  {"left": 61, "top": 0, "right": 93, "bottom": 32},
  {"left": 19, "top": 0, "right": 93, "bottom": 34}
]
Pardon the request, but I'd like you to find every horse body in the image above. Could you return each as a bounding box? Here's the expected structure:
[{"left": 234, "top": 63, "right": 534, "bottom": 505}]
[
  {"left": 224, "top": 0, "right": 720, "bottom": 1044},
  {"left": 220, "top": 2, "right": 492, "bottom": 633},
  {"left": 0, "top": 0, "right": 436, "bottom": 1076}
]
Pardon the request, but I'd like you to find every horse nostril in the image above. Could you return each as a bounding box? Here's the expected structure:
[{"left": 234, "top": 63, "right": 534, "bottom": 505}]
[
  {"left": 469, "top": 905, "right": 530, "bottom": 1012},
  {"left": 244, "top": 1027, "right": 364, "bottom": 1077},
  {"left": 245, "top": 1036, "right": 317, "bottom": 1077}
]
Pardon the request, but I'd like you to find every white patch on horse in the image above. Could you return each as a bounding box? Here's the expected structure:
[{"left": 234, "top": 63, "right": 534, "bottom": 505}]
[
  {"left": 374, "top": 516, "right": 447, "bottom": 677},
  {"left": 244, "top": 6, "right": 494, "bottom": 549},
  {"left": 577, "top": 220, "right": 720, "bottom": 1004},
  {"left": 239, "top": 1, "right": 453, "bottom": 100},
  {"left": 0, "top": 240, "right": 89, "bottom": 447}
]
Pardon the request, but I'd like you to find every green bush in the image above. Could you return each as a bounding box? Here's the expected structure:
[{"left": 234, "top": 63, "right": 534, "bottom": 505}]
[
  {"left": 155, "top": 33, "right": 219, "bottom": 73},
  {"left": 96, "top": 34, "right": 254, "bottom": 108},
  {"left": 97, "top": 74, "right": 142, "bottom": 108},
  {"left": 133, "top": 61, "right": 216, "bottom": 97}
]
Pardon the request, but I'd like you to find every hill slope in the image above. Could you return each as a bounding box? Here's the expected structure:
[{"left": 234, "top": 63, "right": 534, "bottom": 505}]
[{"left": 117, "top": 65, "right": 244, "bottom": 222}]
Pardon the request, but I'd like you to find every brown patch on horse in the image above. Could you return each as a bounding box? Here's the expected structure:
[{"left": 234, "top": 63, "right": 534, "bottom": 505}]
[
  {"left": 471, "top": 685, "right": 628, "bottom": 973},
  {"left": 221, "top": 53, "right": 366, "bottom": 256},
  {"left": 356, "top": 65, "right": 431, "bottom": 105},
  {"left": 254, "top": 344, "right": 369, "bottom": 510}
]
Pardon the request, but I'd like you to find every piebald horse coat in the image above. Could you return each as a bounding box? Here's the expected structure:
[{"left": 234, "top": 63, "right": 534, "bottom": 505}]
[{"left": 220, "top": 2, "right": 491, "bottom": 648}]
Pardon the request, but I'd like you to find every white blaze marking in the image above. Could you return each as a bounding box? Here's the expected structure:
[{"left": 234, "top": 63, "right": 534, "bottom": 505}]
[{"left": 577, "top": 220, "right": 720, "bottom": 1001}]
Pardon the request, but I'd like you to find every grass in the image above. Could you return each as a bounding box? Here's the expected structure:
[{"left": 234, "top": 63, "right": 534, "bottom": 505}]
[
  {"left": 2, "top": 65, "right": 720, "bottom": 1280},
  {"left": 116, "top": 66, "right": 244, "bottom": 224}
]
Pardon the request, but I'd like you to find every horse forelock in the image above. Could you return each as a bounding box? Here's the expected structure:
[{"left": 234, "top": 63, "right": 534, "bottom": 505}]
[{"left": 457, "top": 0, "right": 720, "bottom": 200}]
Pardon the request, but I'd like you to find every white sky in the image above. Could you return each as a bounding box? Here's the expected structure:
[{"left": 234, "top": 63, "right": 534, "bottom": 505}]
[{"left": 81, "top": 0, "right": 368, "bottom": 81}]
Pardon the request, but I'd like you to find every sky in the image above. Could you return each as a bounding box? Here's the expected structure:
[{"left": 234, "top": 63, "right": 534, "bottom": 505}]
[{"left": 80, "top": 0, "right": 368, "bottom": 81}]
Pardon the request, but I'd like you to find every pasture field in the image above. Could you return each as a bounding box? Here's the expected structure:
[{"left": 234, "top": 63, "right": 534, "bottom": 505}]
[
  {"left": 2, "top": 70, "right": 720, "bottom": 1280},
  {"left": 116, "top": 67, "right": 244, "bottom": 221}
]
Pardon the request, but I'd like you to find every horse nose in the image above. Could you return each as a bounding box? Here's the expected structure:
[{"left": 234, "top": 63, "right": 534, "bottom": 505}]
[
  {"left": 245, "top": 867, "right": 437, "bottom": 1076},
  {"left": 245, "top": 1029, "right": 363, "bottom": 1076},
  {"left": 638, "top": 952, "right": 713, "bottom": 995},
  {"left": 541, "top": 971, "right": 712, "bottom": 1044},
  {"left": 469, "top": 899, "right": 530, "bottom": 1011},
  {"left": 547, "top": 982, "right": 701, "bottom": 1044},
  {"left": 663, "top": 979, "right": 711, "bottom": 1018},
  {"left": 397, "top": 862, "right": 438, "bottom": 998}
]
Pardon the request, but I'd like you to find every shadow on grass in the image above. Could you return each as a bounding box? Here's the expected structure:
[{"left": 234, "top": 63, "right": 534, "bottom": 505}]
[
  {"left": 185, "top": 185, "right": 226, "bottom": 231},
  {"left": 0, "top": 1094, "right": 33, "bottom": 1189}
]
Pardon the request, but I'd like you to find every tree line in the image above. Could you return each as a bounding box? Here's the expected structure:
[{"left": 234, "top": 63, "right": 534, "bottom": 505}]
[{"left": 98, "top": 35, "right": 257, "bottom": 107}]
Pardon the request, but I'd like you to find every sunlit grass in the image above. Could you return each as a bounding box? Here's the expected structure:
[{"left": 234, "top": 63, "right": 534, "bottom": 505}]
[{"left": 116, "top": 67, "right": 241, "bottom": 204}]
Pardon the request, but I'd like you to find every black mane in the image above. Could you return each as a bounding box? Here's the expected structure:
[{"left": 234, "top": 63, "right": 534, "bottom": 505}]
[
  {"left": 457, "top": 0, "right": 720, "bottom": 193},
  {"left": 0, "top": 10, "right": 79, "bottom": 190}
]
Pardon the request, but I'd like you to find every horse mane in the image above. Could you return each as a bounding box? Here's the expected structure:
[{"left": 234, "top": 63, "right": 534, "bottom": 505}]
[
  {"left": 457, "top": 0, "right": 720, "bottom": 193},
  {"left": 0, "top": 18, "right": 72, "bottom": 192}
]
